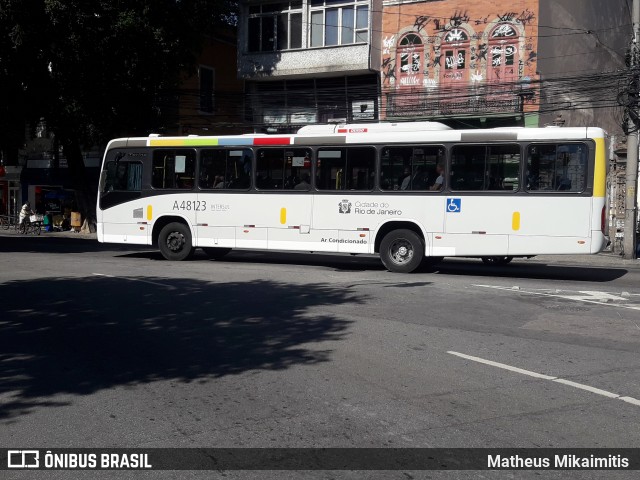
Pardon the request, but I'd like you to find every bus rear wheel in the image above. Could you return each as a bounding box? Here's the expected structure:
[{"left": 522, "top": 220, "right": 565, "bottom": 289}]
[
  {"left": 380, "top": 229, "right": 424, "bottom": 273},
  {"left": 202, "top": 247, "right": 231, "bottom": 260},
  {"left": 158, "top": 222, "right": 194, "bottom": 261},
  {"left": 481, "top": 256, "right": 513, "bottom": 265}
]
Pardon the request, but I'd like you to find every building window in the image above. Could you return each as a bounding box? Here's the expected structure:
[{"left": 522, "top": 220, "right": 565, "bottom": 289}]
[
  {"left": 199, "top": 67, "right": 214, "bottom": 113},
  {"left": 248, "top": 1, "right": 303, "bottom": 52},
  {"left": 440, "top": 28, "right": 470, "bottom": 86},
  {"left": 396, "top": 33, "right": 423, "bottom": 87},
  {"left": 488, "top": 23, "right": 519, "bottom": 83},
  {"left": 309, "top": 0, "right": 369, "bottom": 48}
]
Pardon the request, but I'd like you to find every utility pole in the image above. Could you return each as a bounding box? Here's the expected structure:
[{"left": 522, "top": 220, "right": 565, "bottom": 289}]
[{"left": 624, "top": 0, "right": 640, "bottom": 259}]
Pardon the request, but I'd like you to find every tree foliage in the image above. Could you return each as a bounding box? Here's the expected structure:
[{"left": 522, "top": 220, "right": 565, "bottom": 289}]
[{"left": 0, "top": 0, "right": 237, "bottom": 223}]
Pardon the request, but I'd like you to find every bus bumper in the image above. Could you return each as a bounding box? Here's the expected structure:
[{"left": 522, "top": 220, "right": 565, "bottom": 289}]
[{"left": 591, "top": 231, "right": 608, "bottom": 253}]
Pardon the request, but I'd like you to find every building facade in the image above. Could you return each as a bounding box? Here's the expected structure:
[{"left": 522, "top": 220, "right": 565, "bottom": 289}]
[
  {"left": 381, "top": 0, "right": 540, "bottom": 127},
  {"left": 238, "top": 0, "right": 382, "bottom": 131}
]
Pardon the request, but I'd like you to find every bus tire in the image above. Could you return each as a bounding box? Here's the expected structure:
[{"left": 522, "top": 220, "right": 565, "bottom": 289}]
[
  {"left": 158, "top": 222, "right": 194, "bottom": 261},
  {"left": 380, "top": 229, "right": 424, "bottom": 273},
  {"left": 481, "top": 256, "right": 513, "bottom": 265},
  {"left": 202, "top": 247, "right": 231, "bottom": 260}
]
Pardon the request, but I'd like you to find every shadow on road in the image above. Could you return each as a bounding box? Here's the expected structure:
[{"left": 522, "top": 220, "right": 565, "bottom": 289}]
[
  {"left": 0, "top": 276, "right": 359, "bottom": 421},
  {"left": 427, "top": 260, "right": 628, "bottom": 282},
  {"left": 0, "top": 233, "right": 144, "bottom": 254}
]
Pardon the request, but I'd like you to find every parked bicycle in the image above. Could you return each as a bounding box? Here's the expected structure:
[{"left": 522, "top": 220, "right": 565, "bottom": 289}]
[
  {"left": 0, "top": 214, "right": 15, "bottom": 230},
  {"left": 16, "top": 214, "right": 42, "bottom": 235}
]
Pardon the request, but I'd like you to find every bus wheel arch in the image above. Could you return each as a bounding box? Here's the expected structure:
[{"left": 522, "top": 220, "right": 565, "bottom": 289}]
[
  {"left": 153, "top": 216, "right": 195, "bottom": 261},
  {"left": 375, "top": 222, "right": 426, "bottom": 273}
]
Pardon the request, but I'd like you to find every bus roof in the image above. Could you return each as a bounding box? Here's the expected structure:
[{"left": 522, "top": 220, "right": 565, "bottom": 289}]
[{"left": 106, "top": 124, "right": 606, "bottom": 150}]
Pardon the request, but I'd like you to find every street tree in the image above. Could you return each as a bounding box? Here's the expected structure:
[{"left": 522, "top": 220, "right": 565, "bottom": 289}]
[{"left": 0, "top": 0, "right": 237, "bottom": 229}]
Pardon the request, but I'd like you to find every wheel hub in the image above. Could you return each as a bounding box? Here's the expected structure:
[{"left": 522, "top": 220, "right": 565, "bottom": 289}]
[
  {"left": 390, "top": 239, "right": 413, "bottom": 264},
  {"left": 167, "top": 232, "right": 185, "bottom": 252}
]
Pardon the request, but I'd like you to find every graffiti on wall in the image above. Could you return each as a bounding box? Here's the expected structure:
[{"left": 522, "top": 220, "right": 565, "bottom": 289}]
[{"left": 382, "top": 6, "right": 539, "bottom": 117}]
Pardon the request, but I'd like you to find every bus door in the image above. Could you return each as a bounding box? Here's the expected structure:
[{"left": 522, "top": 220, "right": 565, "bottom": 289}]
[
  {"left": 254, "top": 148, "right": 314, "bottom": 250},
  {"left": 442, "top": 145, "right": 518, "bottom": 255},
  {"left": 196, "top": 149, "right": 253, "bottom": 249},
  {"left": 98, "top": 150, "right": 149, "bottom": 245}
]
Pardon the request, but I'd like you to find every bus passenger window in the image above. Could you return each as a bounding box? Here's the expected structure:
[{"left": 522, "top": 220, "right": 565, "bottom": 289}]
[
  {"left": 152, "top": 149, "right": 196, "bottom": 189},
  {"left": 451, "top": 144, "right": 520, "bottom": 191},
  {"left": 316, "top": 147, "right": 375, "bottom": 191},
  {"left": 380, "top": 146, "right": 445, "bottom": 191},
  {"left": 103, "top": 161, "right": 142, "bottom": 193},
  {"left": 256, "top": 148, "right": 311, "bottom": 190},
  {"left": 200, "top": 149, "right": 252, "bottom": 190},
  {"left": 526, "top": 144, "right": 586, "bottom": 192}
]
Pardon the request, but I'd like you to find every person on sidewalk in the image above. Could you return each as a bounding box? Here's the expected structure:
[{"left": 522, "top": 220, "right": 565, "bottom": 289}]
[{"left": 18, "top": 201, "right": 34, "bottom": 226}]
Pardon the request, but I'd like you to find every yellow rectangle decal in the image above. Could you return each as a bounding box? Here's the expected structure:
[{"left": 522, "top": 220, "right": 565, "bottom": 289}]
[
  {"left": 593, "top": 137, "right": 606, "bottom": 198},
  {"left": 512, "top": 211, "right": 521, "bottom": 231},
  {"left": 147, "top": 205, "right": 153, "bottom": 221},
  {"left": 280, "top": 208, "right": 286, "bottom": 225}
]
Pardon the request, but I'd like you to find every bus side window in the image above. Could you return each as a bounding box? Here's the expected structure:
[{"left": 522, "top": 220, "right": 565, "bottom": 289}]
[
  {"left": 451, "top": 144, "right": 519, "bottom": 191},
  {"left": 380, "top": 146, "right": 444, "bottom": 191},
  {"left": 102, "top": 161, "right": 142, "bottom": 193},
  {"left": 526, "top": 144, "right": 586, "bottom": 192},
  {"left": 316, "top": 147, "right": 375, "bottom": 191},
  {"left": 256, "top": 148, "right": 311, "bottom": 190},
  {"left": 152, "top": 149, "right": 196, "bottom": 190}
]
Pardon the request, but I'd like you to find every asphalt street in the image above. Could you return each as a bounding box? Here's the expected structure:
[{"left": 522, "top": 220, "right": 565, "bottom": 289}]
[{"left": 1, "top": 232, "right": 639, "bottom": 479}]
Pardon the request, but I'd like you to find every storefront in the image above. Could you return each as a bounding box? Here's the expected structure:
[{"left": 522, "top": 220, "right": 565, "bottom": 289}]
[{"left": 0, "top": 165, "right": 23, "bottom": 217}]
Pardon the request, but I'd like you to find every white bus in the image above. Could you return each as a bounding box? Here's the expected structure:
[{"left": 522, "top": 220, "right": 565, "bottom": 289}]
[{"left": 97, "top": 122, "right": 608, "bottom": 273}]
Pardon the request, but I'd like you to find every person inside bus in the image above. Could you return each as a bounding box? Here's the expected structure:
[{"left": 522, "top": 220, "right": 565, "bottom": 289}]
[
  {"left": 400, "top": 167, "right": 412, "bottom": 190},
  {"left": 430, "top": 164, "right": 445, "bottom": 191},
  {"left": 213, "top": 176, "right": 225, "bottom": 189},
  {"left": 294, "top": 174, "right": 311, "bottom": 190}
]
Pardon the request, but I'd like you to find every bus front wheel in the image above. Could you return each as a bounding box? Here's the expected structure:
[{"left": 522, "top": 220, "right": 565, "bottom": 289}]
[
  {"left": 202, "top": 247, "right": 231, "bottom": 260},
  {"left": 158, "top": 222, "right": 194, "bottom": 261},
  {"left": 380, "top": 229, "right": 424, "bottom": 273}
]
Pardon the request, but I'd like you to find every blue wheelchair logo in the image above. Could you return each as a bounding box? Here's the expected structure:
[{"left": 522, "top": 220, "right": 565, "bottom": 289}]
[{"left": 446, "top": 198, "right": 461, "bottom": 213}]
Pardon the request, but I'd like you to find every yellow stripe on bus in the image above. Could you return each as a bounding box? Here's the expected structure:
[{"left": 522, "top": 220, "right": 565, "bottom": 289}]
[
  {"left": 148, "top": 138, "right": 220, "bottom": 147},
  {"left": 280, "top": 208, "right": 287, "bottom": 225},
  {"left": 594, "top": 137, "right": 606, "bottom": 198},
  {"left": 147, "top": 205, "right": 153, "bottom": 221},
  {"left": 512, "top": 211, "right": 521, "bottom": 231}
]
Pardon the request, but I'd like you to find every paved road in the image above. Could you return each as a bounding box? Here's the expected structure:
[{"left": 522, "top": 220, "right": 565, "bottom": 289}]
[{"left": 1, "top": 233, "right": 639, "bottom": 479}]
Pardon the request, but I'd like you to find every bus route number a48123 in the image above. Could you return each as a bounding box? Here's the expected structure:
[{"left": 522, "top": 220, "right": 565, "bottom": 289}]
[{"left": 172, "top": 200, "right": 206, "bottom": 211}]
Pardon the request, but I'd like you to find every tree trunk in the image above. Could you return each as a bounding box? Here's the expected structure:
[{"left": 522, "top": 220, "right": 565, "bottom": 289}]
[{"left": 63, "top": 140, "right": 97, "bottom": 233}]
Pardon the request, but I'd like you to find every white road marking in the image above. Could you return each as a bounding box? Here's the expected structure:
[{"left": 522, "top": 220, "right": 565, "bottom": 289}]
[
  {"left": 620, "top": 396, "right": 640, "bottom": 406},
  {"left": 551, "top": 379, "right": 619, "bottom": 398},
  {"left": 92, "top": 273, "right": 175, "bottom": 289},
  {"left": 473, "top": 284, "right": 640, "bottom": 311},
  {"left": 446, "top": 351, "right": 557, "bottom": 380},
  {"left": 447, "top": 351, "right": 640, "bottom": 408}
]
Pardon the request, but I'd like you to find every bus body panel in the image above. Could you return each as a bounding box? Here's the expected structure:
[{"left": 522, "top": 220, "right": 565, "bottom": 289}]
[
  {"left": 97, "top": 124, "right": 610, "bottom": 265},
  {"left": 100, "top": 197, "right": 151, "bottom": 245}
]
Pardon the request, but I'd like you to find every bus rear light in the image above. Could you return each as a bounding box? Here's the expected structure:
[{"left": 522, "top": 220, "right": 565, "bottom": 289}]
[{"left": 601, "top": 206, "right": 606, "bottom": 234}]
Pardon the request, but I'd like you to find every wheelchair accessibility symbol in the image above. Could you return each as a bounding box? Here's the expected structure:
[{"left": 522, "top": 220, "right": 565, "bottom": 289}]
[{"left": 446, "top": 198, "right": 461, "bottom": 213}]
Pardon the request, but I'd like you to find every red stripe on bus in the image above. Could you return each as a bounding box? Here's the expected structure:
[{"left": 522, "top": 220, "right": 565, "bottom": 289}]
[{"left": 253, "top": 137, "right": 292, "bottom": 145}]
